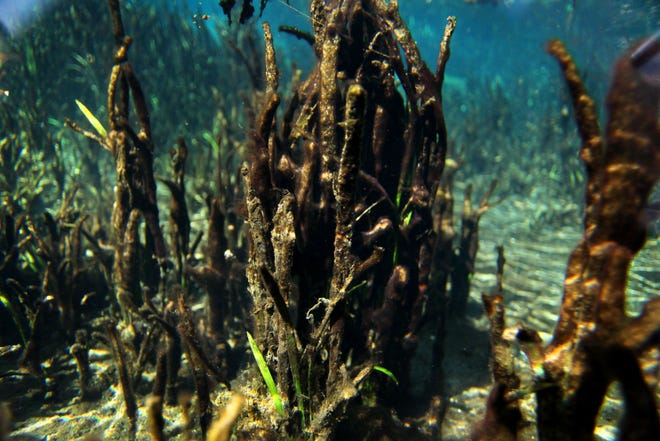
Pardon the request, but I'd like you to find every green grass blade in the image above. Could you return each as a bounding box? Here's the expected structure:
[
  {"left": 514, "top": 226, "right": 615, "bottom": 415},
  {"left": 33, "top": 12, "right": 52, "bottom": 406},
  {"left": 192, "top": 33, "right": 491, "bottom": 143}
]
[
  {"left": 246, "top": 331, "right": 284, "bottom": 415},
  {"left": 373, "top": 365, "right": 399, "bottom": 385},
  {"left": 0, "top": 292, "right": 29, "bottom": 346},
  {"left": 75, "top": 99, "right": 107, "bottom": 138},
  {"left": 202, "top": 132, "right": 220, "bottom": 155}
]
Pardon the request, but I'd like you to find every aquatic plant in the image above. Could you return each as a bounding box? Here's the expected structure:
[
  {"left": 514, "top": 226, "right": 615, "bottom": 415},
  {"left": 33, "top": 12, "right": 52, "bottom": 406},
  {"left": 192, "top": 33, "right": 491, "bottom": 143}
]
[
  {"left": 0, "top": 59, "right": 63, "bottom": 218},
  {"left": 0, "top": 186, "right": 109, "bottom": 384},
  {"left": 0, "top": 211, "right": 42, "bottom": 348},
  {"left": 219, "top": 0, "right": 270, "bottom": 24},
  {"left": 247, "top": 331, "right": 284, "bottom": 415},
  {"left": 236, "top": 1, "right": 504, "bottom": 439},
  {"left": 1, "top": 0, "right": 257, "bottom": 438},
  {"left": 446, "top": 75, "right": 585, "bottom": 210},
  {"left": 0, "top": 0, "right": 259, "bottom": 231},
  {"left": 473, "top": 37, "right": 660, "bottom": 441},
  {"left": 0, "top": 0, "right": 657, "bottom": 440}
]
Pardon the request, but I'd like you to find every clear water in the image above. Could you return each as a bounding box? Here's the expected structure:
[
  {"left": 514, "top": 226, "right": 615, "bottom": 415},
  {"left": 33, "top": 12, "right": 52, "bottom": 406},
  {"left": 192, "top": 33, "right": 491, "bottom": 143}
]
[{"left": 0, "top": 1, "right": 658, "bottom": 440}]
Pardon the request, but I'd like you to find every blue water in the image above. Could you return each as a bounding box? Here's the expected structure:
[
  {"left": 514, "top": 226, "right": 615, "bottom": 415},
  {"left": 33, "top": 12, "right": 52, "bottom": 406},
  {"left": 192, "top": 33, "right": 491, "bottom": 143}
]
[
  {"left": 210, "top": 0, "right": 657, "bottom": 120},
  {"left": 259, "top": 0, "right": 658, "bottom": 106},
  {"left": 0, "top": 0, "right": 57, "bottom": 34},
  {"left": 4, "top": 0, "right": 657, "bottom": 101}
]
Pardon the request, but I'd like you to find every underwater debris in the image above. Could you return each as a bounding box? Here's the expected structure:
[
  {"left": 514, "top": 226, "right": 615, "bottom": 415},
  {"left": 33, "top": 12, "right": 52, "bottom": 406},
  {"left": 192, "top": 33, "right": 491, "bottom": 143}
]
[
  {"left": 476, "top": 37, "right": 660, "bottom": 441},
  {"left": 541, "top": 37, "right": 659, "bottom": 441},
  {"left": 631, "top": 29, "right": 660, "bottom": 87},
  {"left": 220, "top": 0, "right": 270, "bottom": 24},
  {"left": 106, "top": 320, "right": 138, "bottom": 440},
  {"left": 235, "top": 0, "right": 506, "bottom": 439},
  {"left": 470, "top": 382, "right": 521, "bottom": 441},
  {"left": 1, "top": 0, "right": 254, "bottom": 439},
  {"left": 205, "top": 394, "right": 245, "bottom": 441},
  {"left": 146, "top": 395, "right": 165, "bottom": 441},
  {"left": 70, "top": 329, "right": 102, "bottom": 401},
  {"left": 66, "top": 0, "right": 168, "bottom": 314},
  {"left": 0, "top": 402, "right": 10, "bottom": 441},
  {"left": 1, "top": 0, "right": 657, "bottom": 440},
  {"left": 160, "top": 138, "right": 191, "bottom": 284}
]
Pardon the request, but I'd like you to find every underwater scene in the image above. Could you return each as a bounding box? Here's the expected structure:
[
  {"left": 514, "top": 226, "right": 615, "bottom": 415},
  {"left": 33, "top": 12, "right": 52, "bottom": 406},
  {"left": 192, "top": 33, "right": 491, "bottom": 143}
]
[{"left": 0, "top": 0, "right": 659, "bottom": 440}]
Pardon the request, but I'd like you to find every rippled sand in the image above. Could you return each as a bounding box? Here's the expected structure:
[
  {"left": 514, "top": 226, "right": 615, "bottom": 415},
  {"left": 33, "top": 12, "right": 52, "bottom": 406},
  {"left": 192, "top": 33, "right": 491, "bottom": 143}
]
[{"left": 441, "top": 188, "right": 659, "bottom": 441}]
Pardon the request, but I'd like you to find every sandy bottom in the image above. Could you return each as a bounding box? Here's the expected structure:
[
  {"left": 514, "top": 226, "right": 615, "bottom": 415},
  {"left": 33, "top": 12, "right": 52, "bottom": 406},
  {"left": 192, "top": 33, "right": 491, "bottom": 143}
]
[
  {"left": 441, "top": 189, "right": 659, "bottom": 441},
  {"left": 3, "top": 188, "right": 658, "bottom": 441}
]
